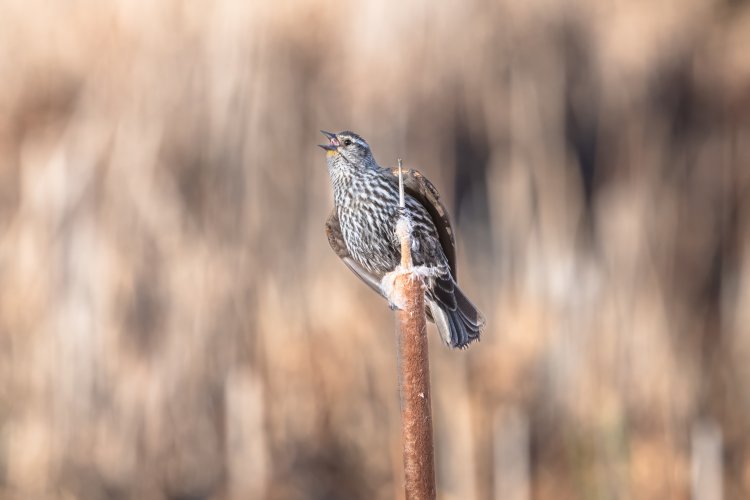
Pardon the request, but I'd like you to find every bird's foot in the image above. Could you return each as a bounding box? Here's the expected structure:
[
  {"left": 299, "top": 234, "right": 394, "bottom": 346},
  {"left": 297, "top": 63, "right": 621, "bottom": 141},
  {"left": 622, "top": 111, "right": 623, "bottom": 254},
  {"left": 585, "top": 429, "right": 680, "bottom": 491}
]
[
  {"left": 380, "top": 265, "right": 442, "bottom": 310},
  {"left": 380, "top": 265, "right": 411, "bottom": 310}
]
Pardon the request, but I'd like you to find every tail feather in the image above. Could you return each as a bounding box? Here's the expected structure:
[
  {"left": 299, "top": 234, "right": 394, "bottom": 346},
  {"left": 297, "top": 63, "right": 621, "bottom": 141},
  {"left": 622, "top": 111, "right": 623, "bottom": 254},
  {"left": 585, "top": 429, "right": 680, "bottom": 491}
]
[
  {"left": 454, "top": 285, "right": 485, "bottom": 329},
  {"left": 427, "top": 277, "right": 485, "bottom": 349}
]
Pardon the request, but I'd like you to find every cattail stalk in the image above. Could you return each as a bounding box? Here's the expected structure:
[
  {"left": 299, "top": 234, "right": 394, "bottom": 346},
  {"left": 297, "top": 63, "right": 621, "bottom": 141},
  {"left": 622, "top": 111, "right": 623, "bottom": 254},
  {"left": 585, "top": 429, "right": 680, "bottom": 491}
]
[{"left": 394, "top": 159, "right": 436, "bottom": 500}]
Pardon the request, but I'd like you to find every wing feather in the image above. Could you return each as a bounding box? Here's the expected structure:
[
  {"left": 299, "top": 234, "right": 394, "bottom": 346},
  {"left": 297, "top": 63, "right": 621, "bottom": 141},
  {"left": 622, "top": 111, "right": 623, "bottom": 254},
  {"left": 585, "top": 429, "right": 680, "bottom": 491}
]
[{"left": 389, "top": 167, "right": 457, "bottom": 278}]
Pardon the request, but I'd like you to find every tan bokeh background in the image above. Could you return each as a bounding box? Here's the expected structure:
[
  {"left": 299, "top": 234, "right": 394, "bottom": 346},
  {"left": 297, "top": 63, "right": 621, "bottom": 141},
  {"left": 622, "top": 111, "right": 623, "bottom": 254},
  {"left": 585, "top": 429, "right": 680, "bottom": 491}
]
[{"left": 1, "top": 0, "right": 749, "bottom": 499}]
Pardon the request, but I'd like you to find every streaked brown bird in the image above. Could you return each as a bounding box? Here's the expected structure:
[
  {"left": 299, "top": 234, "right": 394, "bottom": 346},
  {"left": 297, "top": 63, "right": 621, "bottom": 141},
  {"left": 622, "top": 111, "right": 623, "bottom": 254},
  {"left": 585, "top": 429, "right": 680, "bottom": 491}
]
[{"left": 320, "top": 130, "right": 485, "bottom": 348}]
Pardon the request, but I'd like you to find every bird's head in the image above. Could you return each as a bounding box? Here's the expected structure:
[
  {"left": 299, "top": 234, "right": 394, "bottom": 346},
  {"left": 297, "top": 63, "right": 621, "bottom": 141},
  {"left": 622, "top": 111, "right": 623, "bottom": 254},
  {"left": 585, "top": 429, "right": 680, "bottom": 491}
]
[{"left": 319, "top": 130, "right": 376, "bottom": 168}]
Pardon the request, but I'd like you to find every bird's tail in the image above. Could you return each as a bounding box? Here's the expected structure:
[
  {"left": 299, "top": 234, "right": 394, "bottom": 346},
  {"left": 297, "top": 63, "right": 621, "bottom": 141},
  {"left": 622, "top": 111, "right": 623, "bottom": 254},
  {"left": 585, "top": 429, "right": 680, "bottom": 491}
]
[{"left": 427, "top": 275, "right": 485, "bottom": 349}]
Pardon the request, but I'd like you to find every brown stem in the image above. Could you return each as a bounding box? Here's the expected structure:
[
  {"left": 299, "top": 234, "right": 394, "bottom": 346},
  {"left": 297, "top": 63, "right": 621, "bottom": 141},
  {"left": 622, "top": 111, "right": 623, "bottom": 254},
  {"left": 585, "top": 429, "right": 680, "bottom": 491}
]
[{"left": 394, "top": 159, "right": 436, "bottom": 500}]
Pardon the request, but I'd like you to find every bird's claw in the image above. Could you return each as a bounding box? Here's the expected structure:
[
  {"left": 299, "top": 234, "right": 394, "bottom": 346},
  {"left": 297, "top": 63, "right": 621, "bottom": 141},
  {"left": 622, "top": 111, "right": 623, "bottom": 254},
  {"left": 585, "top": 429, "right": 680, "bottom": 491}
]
[{"left": 380, "top": 266, "right": 409, "bottom": 311}]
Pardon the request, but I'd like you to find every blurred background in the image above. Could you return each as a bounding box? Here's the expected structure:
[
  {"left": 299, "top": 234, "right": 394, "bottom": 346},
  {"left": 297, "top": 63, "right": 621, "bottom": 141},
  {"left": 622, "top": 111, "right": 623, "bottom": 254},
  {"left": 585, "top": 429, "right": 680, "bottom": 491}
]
[{"left": 1, "top": 0, "right": 749, "bottom": 499}]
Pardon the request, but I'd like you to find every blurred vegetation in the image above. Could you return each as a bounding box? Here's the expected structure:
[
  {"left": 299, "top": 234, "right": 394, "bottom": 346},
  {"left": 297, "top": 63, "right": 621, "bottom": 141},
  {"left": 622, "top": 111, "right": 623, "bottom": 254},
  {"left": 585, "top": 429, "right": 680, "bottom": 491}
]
[{"left": 0, "top": 0, "right": 749, "bottom": 499}]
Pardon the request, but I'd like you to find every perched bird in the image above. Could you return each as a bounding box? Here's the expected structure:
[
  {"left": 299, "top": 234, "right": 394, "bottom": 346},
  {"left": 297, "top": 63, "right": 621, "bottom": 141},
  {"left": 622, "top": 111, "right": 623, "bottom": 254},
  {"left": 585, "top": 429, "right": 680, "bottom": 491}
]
[{"left": 320, "top": 130, "right": 485, "bottom": 348}]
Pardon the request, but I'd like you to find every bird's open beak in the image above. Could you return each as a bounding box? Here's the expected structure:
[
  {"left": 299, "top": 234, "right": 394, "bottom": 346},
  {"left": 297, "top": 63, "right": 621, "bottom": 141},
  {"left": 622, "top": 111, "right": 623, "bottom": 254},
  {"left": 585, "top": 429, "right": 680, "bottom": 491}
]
[{"left": 319, "top": 130, "right": 339, "bottom": 151}]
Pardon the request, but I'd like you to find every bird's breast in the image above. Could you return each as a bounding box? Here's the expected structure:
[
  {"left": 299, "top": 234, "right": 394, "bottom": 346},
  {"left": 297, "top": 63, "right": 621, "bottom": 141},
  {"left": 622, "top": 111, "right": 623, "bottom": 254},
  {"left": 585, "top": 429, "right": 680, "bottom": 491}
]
[
  {"left": 334, "top": 180, "right": 401, "bottom": 274},
  {"left": 333, "top": 172, "right": 445, "bottom": 275}
]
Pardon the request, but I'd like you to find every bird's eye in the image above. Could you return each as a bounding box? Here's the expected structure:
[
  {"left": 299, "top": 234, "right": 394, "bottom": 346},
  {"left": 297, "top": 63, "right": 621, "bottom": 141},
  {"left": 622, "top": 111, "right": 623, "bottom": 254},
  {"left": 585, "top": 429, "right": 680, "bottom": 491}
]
[{"left": 343, "top": 138, "right": 352, "bottom": 146}]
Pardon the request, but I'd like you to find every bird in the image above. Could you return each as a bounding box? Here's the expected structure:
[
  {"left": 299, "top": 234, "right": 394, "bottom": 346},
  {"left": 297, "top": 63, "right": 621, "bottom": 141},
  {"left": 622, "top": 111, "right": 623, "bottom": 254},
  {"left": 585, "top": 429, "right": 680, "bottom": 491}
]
[{"left": 319, "top": 130, "right": 485, "bottom": 348}]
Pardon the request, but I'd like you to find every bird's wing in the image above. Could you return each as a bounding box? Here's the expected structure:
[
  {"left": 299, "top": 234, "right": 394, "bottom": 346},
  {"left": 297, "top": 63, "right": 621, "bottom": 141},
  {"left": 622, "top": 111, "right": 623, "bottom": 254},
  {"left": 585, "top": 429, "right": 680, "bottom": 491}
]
[
  {"left": 325, "top": 208, "right": 387, "bottom": 298},
  {"left": 389, "top": 167, "right": 457, "bottom": 278}
]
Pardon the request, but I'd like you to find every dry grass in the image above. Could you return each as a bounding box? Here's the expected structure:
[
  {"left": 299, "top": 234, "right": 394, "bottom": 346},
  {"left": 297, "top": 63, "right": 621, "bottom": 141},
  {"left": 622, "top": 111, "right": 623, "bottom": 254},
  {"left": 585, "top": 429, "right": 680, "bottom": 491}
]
[{"left": 0, "top": 0, "right": 749, "bottom": 499}]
